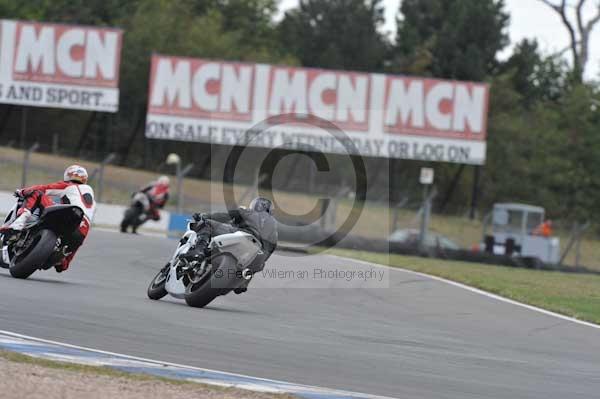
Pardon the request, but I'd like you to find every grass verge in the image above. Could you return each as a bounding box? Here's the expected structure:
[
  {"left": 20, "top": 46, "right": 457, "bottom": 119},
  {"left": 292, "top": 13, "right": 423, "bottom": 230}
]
[
  {"left": 0, "top": 350, "right": 294, "bottom": 398},
  {"left": 322, "top": 247, "right": 600, "bottom": 325}
]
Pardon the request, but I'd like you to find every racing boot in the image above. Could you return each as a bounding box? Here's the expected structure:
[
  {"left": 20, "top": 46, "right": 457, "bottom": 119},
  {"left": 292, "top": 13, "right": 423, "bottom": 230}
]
[
  {"left": 4, "top": 209, "right": 32, "bottom": 232},
  {"left": 234, "top": 279, "right": 250, "bottom": 295},
  {"left": 55, "top": 258, "right": 69, "bottom": 273}
]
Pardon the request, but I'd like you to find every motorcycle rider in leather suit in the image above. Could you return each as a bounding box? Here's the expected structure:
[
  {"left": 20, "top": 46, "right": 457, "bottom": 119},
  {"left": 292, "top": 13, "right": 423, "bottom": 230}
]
[{"left": 183, "top": 197, "right": 277, "bottom": 294}]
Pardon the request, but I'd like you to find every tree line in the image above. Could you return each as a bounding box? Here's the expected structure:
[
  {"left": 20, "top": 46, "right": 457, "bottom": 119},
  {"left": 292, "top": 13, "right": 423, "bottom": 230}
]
[{"left": 0, "top": 0, "right": 599, "bottom": 224}]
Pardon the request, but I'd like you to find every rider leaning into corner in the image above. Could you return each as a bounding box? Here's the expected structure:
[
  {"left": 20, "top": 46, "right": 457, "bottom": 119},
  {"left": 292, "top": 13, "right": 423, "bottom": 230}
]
[
  {"left": 141, "top": 175, "right": 170, "bottom": 214},
  {"left": 126, "top": 176, "right": 170, "bottom": 234},
  {"left": 0, "top": 165, "right": 95, "bottom": 272},
  {"left": 183, "top": 197, "right": 278, "bottom": 294}
]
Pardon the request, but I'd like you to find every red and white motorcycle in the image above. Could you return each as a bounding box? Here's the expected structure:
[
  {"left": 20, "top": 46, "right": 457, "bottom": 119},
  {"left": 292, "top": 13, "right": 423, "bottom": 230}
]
[{"left": 0, "top": 196, "right": 85, "bottom": 279}]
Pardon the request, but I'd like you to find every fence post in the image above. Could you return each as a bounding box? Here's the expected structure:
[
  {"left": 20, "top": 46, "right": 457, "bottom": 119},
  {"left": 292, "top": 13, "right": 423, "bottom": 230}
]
[
  {"left": 52, "top": 134, "right": 59, "bottom": 154},
  {"left": 177, "top": 163, "right": 194, "bottom": 213},
  {"left": 559, "top": 221, "right": 590, "bottom": 266},
  {"left": 419, "top": 185, "right": 430, "bottom": 251},
  {"left": 418, "top": 168, "right": 435, "bottom": 251},
  {"left": 469, "top": 166, "right": 481, "bottom": 220},
  {"left": 19, "top": 107, "right": 28, "bottom": 149},
  {"left": 21, "top": 142, "right": 39, "bottom": 187},
  {"left": 96, "top": 153, "right": 116, "bottom": 203},
  {"left": 575, "top": 221, "right": 590, "bottom": 267}
]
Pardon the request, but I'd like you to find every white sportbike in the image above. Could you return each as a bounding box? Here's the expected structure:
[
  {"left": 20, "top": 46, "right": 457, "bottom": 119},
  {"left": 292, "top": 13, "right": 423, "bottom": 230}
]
[{"left": 147, "top": 219, "right": 266, "bottom": 308}]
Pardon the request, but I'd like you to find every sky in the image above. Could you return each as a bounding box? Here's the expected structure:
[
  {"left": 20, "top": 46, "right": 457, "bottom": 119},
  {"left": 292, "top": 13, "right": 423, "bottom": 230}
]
[{"left": 278, "top": 0, "right": 600, "bottom": 80}]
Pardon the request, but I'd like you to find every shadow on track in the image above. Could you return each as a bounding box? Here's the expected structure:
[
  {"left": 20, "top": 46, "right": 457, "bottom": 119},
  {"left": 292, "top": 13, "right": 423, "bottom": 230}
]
[
  {"left": 153, "top": 297, "right": 262, "bottom": 315},
  {"left": 202, "top": 305, "right": 262, "bottom": 315},
  {"left": 0, "top": 272, "right": 79, "bottom": 285}
]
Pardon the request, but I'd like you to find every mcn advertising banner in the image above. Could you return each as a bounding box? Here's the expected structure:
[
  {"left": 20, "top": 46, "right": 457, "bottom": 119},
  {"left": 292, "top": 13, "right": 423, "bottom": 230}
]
[
  {"left": 0, "top": 19, "right": 122, "bottom": 112},
  {"left": 145, "top": 55, "right": 489, "bottom": 164}
]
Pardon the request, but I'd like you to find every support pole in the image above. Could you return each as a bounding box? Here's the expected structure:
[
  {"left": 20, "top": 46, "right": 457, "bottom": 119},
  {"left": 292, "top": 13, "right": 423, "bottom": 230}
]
[
  {"left": 560, "top": 221, "right": 590, "bottom": 266},
  {"left": 21, "top": 142, "right": 39, "bottom": 187},
  {"left": 0, "top": 105, "right": 13, "bottom": 139},
  {"left": 419, "top": 184, "right": 430, "bottom": 251},
  {"left": 52, "top": 133, "right": 59, "bottom": 154},
  {"left": 575, "top": 234, "right": 582, "bottom": 268},
  {"left": 177, "top": 163, "right": 194, "bottom": 213},
  {"left": 19, "top": 107, "right": 28, "bottom": 149},
  {"left": 96, "top": 153, "right": 117, "bottom": 202},
  {"left": 469, "top": 166, "right": 481, "bottom": 220},
  {"left": 438, "top": 164, "right": 465, "bottom": 213}
]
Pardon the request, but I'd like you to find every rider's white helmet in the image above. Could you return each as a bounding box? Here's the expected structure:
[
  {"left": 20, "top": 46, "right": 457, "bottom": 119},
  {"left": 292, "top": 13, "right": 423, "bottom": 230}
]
[
  {"left": 64, "top": 165, "right": 88, "bottom": 184},
  {"left": 157, "top": 175, "right": 170, "bottom": 186}
]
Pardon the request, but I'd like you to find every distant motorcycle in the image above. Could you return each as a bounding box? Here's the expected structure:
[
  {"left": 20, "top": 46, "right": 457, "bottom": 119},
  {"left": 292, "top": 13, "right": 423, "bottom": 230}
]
[
  {"left": 120, "top": 192, "right": 159, "bottom": 234},
  {"left": 0, "top": 196, "right": 85, "bottom": 279},
  {"left": 147, "top": 218, "right": 267, "bottom": 308}
]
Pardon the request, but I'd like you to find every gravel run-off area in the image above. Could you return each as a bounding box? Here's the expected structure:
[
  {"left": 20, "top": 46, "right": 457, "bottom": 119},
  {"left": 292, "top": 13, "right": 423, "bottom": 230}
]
[{"left": 0, "top": 354, "right": 293, "bottom": 399}]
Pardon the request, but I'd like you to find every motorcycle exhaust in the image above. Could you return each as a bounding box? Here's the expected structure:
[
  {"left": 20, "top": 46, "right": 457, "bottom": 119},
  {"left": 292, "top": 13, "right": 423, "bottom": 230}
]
[{"left": 1, "top": 245, "right": 10, "bottom": 265}]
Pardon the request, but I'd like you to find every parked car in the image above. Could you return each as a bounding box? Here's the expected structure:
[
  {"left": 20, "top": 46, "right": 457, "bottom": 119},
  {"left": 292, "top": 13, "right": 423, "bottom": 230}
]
[{"left": 388, "top": 229, "right": 460, "bottom": 250}]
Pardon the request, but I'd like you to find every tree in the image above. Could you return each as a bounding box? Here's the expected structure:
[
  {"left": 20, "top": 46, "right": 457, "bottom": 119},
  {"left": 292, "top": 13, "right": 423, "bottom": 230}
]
[
  {"left": 0, "top": 0, "right": 139, "bottom": 25},
  {"left": 395, "top": 0, "right": 509, "bottom": 81},
  {"left": 536, "top": 0, "right": 600, "bottom": 82},
  {"left": 188, "top": 0, "right": 283, "bottom": 52},
  {"left": 278, "top": 0, "right": 389, "bottom": 71},
  {"left": 500, "top": 39, "right": 570, "bottom": 106}
]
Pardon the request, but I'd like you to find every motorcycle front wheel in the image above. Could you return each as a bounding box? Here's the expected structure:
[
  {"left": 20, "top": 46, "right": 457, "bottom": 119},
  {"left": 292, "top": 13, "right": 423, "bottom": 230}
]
[
  {"left": 147, "top": 265, "right": 169, "bottom": 300},
  {"left": 9, "top": 229, "right": 57, "bottom": 279}
]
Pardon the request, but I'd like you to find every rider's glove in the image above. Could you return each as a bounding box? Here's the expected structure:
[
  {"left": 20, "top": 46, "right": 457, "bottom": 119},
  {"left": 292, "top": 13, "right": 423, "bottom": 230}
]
[{"left": 15, "top": 188, "right": 35, "bottom": 197}]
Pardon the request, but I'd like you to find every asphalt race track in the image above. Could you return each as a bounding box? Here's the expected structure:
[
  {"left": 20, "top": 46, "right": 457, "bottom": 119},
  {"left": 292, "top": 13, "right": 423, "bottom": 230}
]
[{"left": 1, "top": 230, "right": 599, "bottom": 398}]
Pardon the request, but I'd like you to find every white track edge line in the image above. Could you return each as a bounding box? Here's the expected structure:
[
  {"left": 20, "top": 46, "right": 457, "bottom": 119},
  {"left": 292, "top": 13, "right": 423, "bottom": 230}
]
[
  {"left": 327, "top": 254, "right": 600, "bottom": 331},
  {"left": 0, "top": 329, "right": 395, "bottom": 399}
]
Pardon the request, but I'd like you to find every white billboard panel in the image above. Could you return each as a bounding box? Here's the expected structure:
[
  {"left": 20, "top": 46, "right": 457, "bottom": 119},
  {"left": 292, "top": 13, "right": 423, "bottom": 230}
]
[
  {"left": 146, "top": 55, "right": 489, "bottom": 164},
  {"left": 0, "top": 19, "right": 122, "bottom": 112}
]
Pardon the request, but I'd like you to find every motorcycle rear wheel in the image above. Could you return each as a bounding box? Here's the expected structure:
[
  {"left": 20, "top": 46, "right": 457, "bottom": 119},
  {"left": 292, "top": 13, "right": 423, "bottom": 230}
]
[
  {"left": 9, "top": 229, "right": 57, "bottom": 279},
  {"left": 184, "top": 254, "right": 242, "bottom": 308},
  {"left": 121, "top": 207, "right": 142, "bottom": 233}
]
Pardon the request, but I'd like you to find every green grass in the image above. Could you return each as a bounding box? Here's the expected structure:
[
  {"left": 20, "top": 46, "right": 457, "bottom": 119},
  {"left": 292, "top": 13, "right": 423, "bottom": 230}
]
[
  {"left": 322, "top": 247, "right": 600, "bottom": 325},
  {"left": 0, "top": 350, "right": 294, "bottom": 398}
]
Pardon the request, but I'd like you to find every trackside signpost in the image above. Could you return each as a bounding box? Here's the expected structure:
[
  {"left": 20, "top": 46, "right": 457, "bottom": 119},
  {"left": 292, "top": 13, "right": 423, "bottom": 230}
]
[
  {"left": 0, "top": 19, "right": 123, "bottom": 112},
  {"left": 145, "top": 55, "right": 489, "bottom": 164},
  {"left": 419, "top": 167, "right": 434, "bottom": 249}
]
